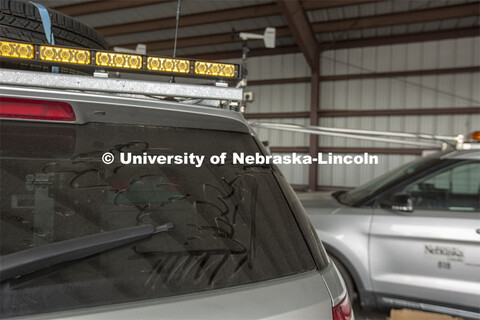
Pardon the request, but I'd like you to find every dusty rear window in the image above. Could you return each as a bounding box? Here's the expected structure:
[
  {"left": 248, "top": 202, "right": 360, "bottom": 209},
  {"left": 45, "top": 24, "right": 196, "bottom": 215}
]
[{"left": 0, "top": 121, "right": 315, "bottom": 318}]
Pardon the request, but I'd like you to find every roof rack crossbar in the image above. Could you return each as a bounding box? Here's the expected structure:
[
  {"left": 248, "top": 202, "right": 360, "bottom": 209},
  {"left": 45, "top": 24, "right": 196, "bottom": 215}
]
[{"left": 0, "top": 69, "right": 243, "bottom": 101}]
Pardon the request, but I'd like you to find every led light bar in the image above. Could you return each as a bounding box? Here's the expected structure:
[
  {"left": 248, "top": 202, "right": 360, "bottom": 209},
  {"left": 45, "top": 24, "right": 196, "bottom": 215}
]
[
  {"left": 147, "top": 57, "right": 190, "bottom": 73},
  {"left": 194, "top": 61, "right": 236, "bottom": 78},
  {"left": 96, "top": 51, "right": 142, "bottom": 69},
  {"left": 0, "top": 40, "right": 240, "bottom": 81},
  {"left": 39, "top": 45, "right": 90, "bottom": 64},
  {"left": 1, "top": 41, "right": 34, "bottom": 60}
]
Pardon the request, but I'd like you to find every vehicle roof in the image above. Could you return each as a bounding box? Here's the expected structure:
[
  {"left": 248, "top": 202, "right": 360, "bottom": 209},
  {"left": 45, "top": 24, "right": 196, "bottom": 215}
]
[
  {"left": 438, "top": 149, "right": 480, "bottom": 160},
  {"left": 0, "top": 84, "right": 251, "bottom": 134}
]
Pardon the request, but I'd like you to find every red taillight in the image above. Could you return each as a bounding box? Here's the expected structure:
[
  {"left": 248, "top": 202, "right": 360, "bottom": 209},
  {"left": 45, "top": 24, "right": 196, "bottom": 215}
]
[
  {"left": 0, "top": 97, "right": 75, "bottom": 121},
  {"left": 332, "top": 293, "right": 353, "bottom": 320}
]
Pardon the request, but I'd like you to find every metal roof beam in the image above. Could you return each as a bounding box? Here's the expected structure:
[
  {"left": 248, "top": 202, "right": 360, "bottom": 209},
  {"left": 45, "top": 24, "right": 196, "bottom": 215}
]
[
  {"left": 313, "top": 2, "right": 480, "bottom": 33},
  {"left": 94, "top": 0, "right": 376, "bottom": 37},
  {"left": 119, "top": 27, "right": 291, "bottom": 51},
  {"left": 185, "top": 45, "right": 300, "bottom": 60},
  {"left": 52, "top": 0, "right": 171, "bottom": 17},
  {"left": 302, "top": 0, "right": 377, "bottom": 10},
  {"left": 275, "top": 0, "right": 321, "bottom": 190},
  {"left": 277, "top": 0, "right": 319, "bottom": 69},
  {"left": 116, "top": 2, "right": 476, "bottom": 53},
  {"left": 97, "top": 3, "right": 280, "bottom": 37},
  {"left": 245, "top": 66, "right": 480, "bottom": 85},
  {"left": 188, "top": 27, "right": 478, "bottom": 60},
  {"left": 321, "top": 27, "right": 479, "bottom": 50}
]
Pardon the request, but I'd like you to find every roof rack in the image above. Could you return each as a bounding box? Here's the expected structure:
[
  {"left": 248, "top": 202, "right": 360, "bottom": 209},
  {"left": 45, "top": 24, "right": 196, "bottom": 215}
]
[
  {"left": 0, "top": 69, "right": 243, "bottom": 102},
  {"left": 0, "top": 40, "right": 244, "bottom": 104},
  {"left": 0, "top": 40, "right": 241, "bottom": 81}
]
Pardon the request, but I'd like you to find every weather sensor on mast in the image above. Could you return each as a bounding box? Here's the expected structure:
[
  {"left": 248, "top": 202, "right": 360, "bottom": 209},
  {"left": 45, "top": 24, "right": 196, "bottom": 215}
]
[{"left": 233, "top": 27, "right": 276, "bottom": 111}]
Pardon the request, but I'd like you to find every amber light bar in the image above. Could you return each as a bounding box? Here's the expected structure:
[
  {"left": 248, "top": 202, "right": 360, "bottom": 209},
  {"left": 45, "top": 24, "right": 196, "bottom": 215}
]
[
  {"left": 147, "top": 57, "right": 190, "bottom": 73},
  {"left": 0, "top": 40, "right": 240, "bottom": 80},
  {"left": 96, "top": 51, "right": 142, "bottom": 69},
  {"left": 194, "top": 61, "right": 236, "bottom": 78},
  {"left": 40, "top": 45, "right": 90, "bottom": 65},
  {"left": 0, "top": 41, "right": 34, "bottom": 60}
]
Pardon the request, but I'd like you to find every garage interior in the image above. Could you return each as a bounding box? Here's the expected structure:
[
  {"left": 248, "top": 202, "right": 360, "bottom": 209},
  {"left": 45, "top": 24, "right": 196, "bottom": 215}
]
[
  {"left": 35, "top": 0, "right": 480, "bottom": 192},
  {"left": 2, "top": 1, "right": 480, "bottom": 319}
]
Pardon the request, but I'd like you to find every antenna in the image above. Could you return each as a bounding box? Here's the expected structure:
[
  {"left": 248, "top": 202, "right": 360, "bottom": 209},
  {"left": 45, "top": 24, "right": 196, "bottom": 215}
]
[
  {"left": 173, "top": 0, "right": 181, "bottom": 58},
  {"left": 171, "top": 0, "right": 181, "bottom": 83}
]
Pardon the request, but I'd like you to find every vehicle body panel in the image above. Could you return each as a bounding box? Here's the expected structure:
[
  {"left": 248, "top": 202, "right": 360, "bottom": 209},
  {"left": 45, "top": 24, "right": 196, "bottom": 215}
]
[
  {"left": 8, "top": 271, "right": 333, "bottom": 320},
  {"left": 300, "top": 150, "right": 480, "bottom": 318},
  {"left": 370, "top": 208, "right": 480, "bottom": 309},
  {"left": 0, "top": 85, "right": 250, "bottom": 133},
  {"left": 299, "top": 192, "right": 374, "bottom": 294}
]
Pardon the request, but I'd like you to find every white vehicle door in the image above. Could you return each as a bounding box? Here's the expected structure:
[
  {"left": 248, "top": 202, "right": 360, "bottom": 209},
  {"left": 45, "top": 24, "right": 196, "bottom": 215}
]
[{"left": 369, "top": 160, "right": 480, "bottom": 311}]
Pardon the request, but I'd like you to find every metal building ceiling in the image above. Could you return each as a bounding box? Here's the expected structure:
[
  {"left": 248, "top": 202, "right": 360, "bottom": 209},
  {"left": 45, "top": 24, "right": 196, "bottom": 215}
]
[{"left": 35, "top": 0, "right": 480, "bottom": 60}]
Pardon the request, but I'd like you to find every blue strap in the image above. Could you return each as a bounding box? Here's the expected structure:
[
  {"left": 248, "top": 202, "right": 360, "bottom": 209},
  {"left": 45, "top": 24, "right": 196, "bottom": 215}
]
[{"left": 30, "top": 2, "right": 58, "bottom": 73}]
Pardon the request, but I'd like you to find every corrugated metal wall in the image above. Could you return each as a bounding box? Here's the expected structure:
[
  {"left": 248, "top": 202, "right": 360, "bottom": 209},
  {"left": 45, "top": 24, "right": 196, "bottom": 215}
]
[{"left": 245, "top": 36, "right": 480, "bottom": 188}]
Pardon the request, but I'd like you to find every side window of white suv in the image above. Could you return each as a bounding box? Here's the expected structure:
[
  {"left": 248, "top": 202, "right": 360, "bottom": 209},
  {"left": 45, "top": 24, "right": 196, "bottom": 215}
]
[{"left": 405, "top": 161, "right": 480, "bottom": 211}]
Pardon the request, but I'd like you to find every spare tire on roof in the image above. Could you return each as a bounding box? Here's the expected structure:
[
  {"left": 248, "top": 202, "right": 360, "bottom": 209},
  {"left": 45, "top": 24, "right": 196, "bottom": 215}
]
[{"left": 0, "top": 0, "right": 108, "bottom": 73}]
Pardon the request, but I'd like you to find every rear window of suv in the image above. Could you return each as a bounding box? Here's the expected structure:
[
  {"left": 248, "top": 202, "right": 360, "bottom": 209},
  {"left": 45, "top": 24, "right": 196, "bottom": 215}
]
[{"left": 0, "top": 121, "right": 316, "bottom": 318}]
